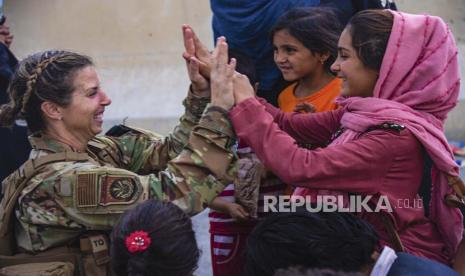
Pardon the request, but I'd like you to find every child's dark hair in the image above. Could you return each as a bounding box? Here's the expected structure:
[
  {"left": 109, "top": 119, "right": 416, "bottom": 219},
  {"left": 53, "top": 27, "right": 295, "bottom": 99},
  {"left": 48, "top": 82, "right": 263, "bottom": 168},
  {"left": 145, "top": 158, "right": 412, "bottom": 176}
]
[
  {"left": 274, "top": 267, "right": 363, "bottom": 276},
  {"left": 347, "top": 10, "right": 394, "bottom": 72},
  {"left": 111, "top": 200, "right": 199, "bottom": 276},
  {"left": 229, "top": 48, "right": 257, "bottom": 86},
  {"left": 271, "top": 7, "right": 343, "bottom": 74},
  {"left": 244, "top": 209, "right": 379, "bottom": 276}
]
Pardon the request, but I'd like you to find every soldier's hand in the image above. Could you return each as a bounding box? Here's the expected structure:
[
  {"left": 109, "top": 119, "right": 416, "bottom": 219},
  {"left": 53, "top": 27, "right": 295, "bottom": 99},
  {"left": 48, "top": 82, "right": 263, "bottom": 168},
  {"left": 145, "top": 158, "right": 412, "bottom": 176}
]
[
  {"left": 294, "top": 102, "right": 316, "bottom": 113},
  {"left": 233, "top": 73, "right": 255, "bottom": 105},
  {"left": 186, "top": 56, "right": 209, "bottom": 97},
  {"left": 210, "top": 37, "right": 236, "bottom": 110},
  {"left": 227, "top": 202, "right": 250, "bottom": 222},
  {"left": 182, "top": 24, "right": 211, "bottom": 79}
]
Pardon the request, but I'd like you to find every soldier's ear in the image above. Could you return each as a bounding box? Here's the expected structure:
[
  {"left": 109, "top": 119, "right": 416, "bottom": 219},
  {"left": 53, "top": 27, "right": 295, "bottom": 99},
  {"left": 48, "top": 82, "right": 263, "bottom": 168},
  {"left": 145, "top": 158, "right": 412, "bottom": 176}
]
[{"left": 41, "top": 101, "right": 63, "bottom": 121}]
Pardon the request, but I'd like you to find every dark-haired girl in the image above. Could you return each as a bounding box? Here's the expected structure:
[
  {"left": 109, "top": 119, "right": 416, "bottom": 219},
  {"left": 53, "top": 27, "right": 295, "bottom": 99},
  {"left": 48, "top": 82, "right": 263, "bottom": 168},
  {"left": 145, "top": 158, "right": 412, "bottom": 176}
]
[
  {"left": 111, "top": 200, "right": 199, "bottom": 276},
  {"left": 272, "top": 7, "right": 343, "bottom": 114}
]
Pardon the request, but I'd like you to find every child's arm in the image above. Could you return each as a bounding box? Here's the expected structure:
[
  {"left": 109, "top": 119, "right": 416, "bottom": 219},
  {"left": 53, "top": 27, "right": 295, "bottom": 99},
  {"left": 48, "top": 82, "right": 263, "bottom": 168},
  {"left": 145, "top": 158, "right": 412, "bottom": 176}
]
[{"left": 210, "top": 197, "right": 250, "bottom": 221}]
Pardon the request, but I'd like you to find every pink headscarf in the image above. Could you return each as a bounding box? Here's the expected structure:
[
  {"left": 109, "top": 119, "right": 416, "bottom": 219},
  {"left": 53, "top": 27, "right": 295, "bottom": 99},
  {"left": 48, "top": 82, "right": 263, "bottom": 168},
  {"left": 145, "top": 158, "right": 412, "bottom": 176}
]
[
  {"left": 295, "top": 11, "right": 463, "bottom": 254},
  {"left": 341, "top": 10, "right": 462, "bottom": 254}
]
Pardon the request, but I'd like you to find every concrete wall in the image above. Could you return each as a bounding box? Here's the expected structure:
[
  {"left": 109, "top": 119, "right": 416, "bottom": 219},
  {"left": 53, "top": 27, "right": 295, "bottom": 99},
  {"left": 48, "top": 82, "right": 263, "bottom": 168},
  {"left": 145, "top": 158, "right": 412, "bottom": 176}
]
[
  {"left": 4, "top": 0, "right": 465, "bottom": 138},
  {"left": 5, "top": 0, "right": 214, "bottom": 125},
  {"left": 396, "top": 0, "right": 465, "bottom": 140}
]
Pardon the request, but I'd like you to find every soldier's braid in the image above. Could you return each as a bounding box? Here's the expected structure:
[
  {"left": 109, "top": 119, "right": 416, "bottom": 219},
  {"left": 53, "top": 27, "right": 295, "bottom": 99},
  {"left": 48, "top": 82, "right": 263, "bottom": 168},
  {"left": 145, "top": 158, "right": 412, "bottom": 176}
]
[{"left": 21, "top": 56, "right": 60, "bottom": 113}]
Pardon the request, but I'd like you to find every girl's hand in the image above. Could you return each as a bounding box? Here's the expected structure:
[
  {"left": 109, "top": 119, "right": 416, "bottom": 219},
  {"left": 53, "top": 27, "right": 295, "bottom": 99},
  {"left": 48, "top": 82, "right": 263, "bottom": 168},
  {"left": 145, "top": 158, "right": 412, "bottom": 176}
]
[
  {"left": 233, "top": 73, "right": 255, "bottom": 105},
  {"left": 210, "top": 37, "right": 236, "bottom": 110},
  {"left": 294, "top": 103, "right": 316, "bottom": 113},
  {"left": 227, "top": 203, "right": 250, "bottom": 221}
]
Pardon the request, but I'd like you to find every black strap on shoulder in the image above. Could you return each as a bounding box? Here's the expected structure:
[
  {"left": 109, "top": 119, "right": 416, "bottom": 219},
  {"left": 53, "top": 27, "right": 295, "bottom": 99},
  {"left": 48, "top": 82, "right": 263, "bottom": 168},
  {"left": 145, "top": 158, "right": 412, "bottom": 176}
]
[
  {"left": 105, "top": 124, "right": 132, "bottom": 137},
  {"left": 365, "top": 122, "right": 406, "bottom": 133}
]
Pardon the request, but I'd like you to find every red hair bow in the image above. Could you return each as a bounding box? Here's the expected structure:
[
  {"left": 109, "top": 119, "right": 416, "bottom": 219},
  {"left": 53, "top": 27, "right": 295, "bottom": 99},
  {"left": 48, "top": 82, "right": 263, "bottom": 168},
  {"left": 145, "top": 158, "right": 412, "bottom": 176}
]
[{"left": 125, "top": 230, "right": 152, "bottom": 253}]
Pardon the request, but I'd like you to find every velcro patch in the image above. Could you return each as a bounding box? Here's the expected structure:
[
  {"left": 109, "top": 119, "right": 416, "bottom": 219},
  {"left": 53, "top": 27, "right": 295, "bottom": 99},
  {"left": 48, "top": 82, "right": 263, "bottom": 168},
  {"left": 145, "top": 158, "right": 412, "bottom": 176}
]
[
  {"left": 76, "top": 173, "right": 98, "bottom": 208},
  {"left": 74, "top": 172, "right": 145, "bottom": 213},
  {"left": 100, "top": 175, "right": 137, "bottom": 205}
]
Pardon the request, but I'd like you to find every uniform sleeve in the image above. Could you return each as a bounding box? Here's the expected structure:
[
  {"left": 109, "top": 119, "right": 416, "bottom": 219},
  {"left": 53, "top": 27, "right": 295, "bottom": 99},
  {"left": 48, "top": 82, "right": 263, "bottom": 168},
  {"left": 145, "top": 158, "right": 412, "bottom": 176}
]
[
  {"left": 98, "top": 88, "right": 210, "bottom": 174},
  {"left": 230, "top": 97, "right": 401, "bottom": 194},
  {"left": 17, "top": 105, "right": 236, "bottom": 233}
]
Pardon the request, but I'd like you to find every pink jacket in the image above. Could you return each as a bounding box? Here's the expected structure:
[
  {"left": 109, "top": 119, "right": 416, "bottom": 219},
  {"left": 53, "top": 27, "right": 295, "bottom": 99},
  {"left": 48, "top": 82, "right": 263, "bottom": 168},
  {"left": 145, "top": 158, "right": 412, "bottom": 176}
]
[{"left": 230, "top": 99, "right": 450, "bottom": 264}]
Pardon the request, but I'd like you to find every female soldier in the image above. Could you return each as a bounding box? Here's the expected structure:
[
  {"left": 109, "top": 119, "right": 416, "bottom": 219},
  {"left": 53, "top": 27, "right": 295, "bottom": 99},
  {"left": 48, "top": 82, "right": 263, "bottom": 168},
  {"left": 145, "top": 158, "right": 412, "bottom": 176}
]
[{"left": 0, "top": 49, "right": 237, "bottom": 275}]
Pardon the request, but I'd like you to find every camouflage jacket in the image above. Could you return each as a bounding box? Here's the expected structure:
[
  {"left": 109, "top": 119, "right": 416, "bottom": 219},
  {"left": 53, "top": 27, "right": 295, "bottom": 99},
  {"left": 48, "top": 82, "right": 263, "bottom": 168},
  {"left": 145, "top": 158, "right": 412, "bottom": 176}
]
[{"left": 2, "top": 91, "right": 236, "bottom": 253}]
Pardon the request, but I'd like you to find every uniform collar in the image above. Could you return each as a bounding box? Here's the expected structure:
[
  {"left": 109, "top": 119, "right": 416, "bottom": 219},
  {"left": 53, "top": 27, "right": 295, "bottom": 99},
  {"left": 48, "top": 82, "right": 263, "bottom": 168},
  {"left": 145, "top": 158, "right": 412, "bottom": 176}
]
[{"left": 29, "top": 132, "right": 78, "bottom": 153}]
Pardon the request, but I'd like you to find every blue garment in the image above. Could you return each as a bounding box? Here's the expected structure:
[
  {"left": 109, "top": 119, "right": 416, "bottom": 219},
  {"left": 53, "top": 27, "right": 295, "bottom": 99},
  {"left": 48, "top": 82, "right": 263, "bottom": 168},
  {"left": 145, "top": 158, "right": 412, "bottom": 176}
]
[
  {"left": 0, "top": 43, "right": 30, "bottom": 186},
  {"left": 211, "top": 0, "right": 358, "bottom": 92},
  {"left": 0, "top": 43, "right": 17, "bottom": 104},
  {"left": 211, "top": 0, "right": 320, "bottom": 93},
  {"left": 387, "top": 252, "right": 458, "bottom": 276}
]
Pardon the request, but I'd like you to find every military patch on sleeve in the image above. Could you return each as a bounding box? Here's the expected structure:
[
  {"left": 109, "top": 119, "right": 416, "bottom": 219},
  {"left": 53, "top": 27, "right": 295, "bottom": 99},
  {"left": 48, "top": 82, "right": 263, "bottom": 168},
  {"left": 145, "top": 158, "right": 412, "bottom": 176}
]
[
  {"left": 100, "top": 175, "right": 137, "bottom": 205},
  {"left": 76, "top": 173, "right": 98, "bottom": 208},
  {"left": 74, "top": 171, "right": 148, "bottom": 214}
]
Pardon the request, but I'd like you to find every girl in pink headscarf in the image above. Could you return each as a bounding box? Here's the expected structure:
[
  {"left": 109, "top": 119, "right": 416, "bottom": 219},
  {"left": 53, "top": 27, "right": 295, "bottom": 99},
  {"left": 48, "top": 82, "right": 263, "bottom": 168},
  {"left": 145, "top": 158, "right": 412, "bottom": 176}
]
[{"left": 227, "top": 10, "right": 465, "bottom": 265}]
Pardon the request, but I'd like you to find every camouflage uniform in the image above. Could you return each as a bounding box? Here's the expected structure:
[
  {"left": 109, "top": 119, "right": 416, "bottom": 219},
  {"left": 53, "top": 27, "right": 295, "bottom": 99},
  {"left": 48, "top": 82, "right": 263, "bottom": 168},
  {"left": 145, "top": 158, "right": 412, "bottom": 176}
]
[{"left": 2, "top": 90, "right": 236, "bottom": 253}]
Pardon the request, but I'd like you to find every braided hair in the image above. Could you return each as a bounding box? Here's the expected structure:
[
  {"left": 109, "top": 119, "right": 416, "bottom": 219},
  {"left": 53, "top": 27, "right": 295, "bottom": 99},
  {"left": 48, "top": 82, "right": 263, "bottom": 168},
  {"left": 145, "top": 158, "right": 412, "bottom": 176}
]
[{"left": 0, "top": 50, "right": 93, "bottom": 132}]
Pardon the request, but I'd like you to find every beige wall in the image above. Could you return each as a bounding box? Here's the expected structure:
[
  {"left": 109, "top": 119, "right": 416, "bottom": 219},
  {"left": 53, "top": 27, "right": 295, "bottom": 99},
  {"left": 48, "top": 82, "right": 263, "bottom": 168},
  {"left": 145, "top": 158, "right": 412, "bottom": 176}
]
[
  {"left": 396, "top": 0, "right": 465, "bottom": 139},
  {"left": 6, "top": 0, "right": 214, "bottom": 123},
  {"left": 397, "top": 0, "right": 465, "bottom": 99},
  {"left": 4, "top": 0, "right": 465, "bottom": 138}
]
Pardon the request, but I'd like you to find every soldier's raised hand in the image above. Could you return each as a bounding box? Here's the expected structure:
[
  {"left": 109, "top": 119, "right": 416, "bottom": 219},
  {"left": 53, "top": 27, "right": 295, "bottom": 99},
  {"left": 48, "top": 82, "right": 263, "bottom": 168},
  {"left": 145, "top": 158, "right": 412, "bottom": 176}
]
[
  {"left": 210, "top": 37, "right": 236, "bottom": 110},
  {"left": 182, "top": 25, "right": 211, "bottom": 79}
]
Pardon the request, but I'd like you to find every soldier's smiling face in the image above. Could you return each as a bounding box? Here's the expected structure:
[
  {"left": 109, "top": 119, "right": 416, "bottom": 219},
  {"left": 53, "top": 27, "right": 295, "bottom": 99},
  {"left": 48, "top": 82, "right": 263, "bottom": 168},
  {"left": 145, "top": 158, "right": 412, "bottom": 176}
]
[{"left": 60, "top": 66, "right": 112, "bottom": 139}]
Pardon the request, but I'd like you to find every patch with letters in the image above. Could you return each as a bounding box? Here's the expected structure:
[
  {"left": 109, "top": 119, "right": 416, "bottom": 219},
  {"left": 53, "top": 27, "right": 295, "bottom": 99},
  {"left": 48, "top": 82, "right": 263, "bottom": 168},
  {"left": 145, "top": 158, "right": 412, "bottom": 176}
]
[{"left": 100, "top": 175, "right": 138, "bottom": 205}]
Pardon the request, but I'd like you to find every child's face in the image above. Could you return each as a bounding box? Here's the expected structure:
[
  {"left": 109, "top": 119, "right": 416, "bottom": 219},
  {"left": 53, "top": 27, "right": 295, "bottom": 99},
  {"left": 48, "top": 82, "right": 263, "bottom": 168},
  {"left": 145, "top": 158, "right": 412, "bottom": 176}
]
[{"left": 273, "top": 29, "right": 324, "bottom": 82}]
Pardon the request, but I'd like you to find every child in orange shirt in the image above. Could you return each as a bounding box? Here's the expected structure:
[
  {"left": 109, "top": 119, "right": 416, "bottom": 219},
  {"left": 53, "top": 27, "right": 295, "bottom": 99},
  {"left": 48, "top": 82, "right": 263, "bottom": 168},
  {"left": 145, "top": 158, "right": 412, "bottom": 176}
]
[{"left": 272, "top": 7, "right": 343, "bottom": 113}]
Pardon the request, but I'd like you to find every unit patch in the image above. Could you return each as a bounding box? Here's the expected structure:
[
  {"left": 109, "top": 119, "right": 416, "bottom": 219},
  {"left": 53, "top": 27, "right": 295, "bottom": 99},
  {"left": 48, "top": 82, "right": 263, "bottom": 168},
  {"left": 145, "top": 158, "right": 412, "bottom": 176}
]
[{"left": 101, "top": 175, "right": 137, "bottom": 205}]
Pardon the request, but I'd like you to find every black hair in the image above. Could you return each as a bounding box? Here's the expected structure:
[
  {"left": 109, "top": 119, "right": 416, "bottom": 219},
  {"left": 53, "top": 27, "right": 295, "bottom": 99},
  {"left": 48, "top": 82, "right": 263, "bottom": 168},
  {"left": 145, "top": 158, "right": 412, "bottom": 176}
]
[
  {"left": 347, "top": 10, "right": 394, "bottom": 72},
  {"left": 270, "top": 7, "right": 343, "bottom": 74},
  {"left": 0, "top": 50, "right": 93, "bottom": 132},
  {"left": 275, "top": 267, "right": 363, "bottom": 276},
  {"left": 111, "top": 200, "right": 199, "bottom": 276},
  {"left": 244, "top": 209, "right": 379, "bottom": 276},
  {"left": 229, "top": 48, "right": 257, "bottom": 86}
]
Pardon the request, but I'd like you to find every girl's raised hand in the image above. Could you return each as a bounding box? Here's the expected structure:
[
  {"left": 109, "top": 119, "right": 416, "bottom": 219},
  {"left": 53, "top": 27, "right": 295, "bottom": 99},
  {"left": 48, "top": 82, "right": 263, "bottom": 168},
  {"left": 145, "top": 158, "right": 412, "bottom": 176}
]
[{"left": 233, "top": 73, "right": 255, "bottom": 105}]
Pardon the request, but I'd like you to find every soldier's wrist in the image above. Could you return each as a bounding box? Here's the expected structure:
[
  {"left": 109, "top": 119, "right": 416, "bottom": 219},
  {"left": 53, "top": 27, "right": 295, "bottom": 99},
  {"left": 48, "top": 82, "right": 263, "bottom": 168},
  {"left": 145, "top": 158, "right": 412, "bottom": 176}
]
[
  {"left": 184, "top": 86, "right": 210, "bottom": 117},
  {"left": 196, "top": 104, "right": 236, "bottom": 144}
]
